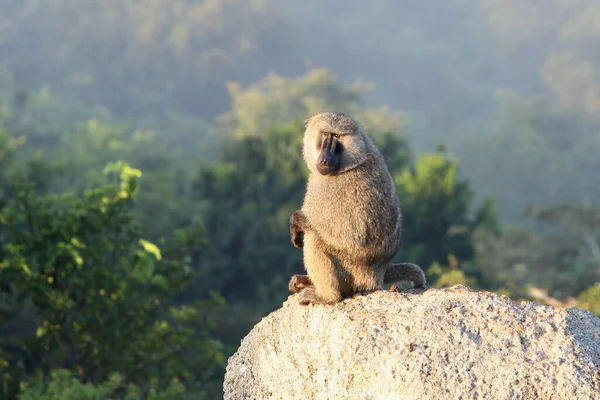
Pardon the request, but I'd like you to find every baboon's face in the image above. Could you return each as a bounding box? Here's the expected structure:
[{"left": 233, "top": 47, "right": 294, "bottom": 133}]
[
  {"left": 313, "top": 130, "right": 343, "bottom": 175},
  {"left": 303, "top": 112, "right": 370, "bottom": 176}
]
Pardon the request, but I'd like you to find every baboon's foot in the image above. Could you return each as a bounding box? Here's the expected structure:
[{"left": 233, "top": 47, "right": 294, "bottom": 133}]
[
  {"left": 297, "top": 287, "right": 341, "bottom": 306},
  {"left": 288, "top": 274, "right": 313, "bottom": 293}
]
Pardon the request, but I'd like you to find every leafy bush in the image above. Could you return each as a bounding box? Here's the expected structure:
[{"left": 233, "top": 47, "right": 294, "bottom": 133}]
[
  {"left": 577, "top": 283, "right": 600, "bottom": 317},
  {"left": 0, "top": 162, "right": 223, "bottom": 399},
  {"left": 18, "top": 369, "right": 189, "bottom": 400}
]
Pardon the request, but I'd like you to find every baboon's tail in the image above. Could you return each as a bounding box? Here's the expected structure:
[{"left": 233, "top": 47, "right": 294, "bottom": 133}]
[{"left": 384, "top": 262, "right": 426, "bottom": 288}]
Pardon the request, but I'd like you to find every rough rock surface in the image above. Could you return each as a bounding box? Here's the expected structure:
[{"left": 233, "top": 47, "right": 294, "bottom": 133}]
[{"left": 223, "top": 285, "right": 600, "bottom": 400}]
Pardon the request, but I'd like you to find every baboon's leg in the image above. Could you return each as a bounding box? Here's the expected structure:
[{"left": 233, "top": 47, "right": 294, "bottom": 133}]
[
  {"left": 288, "top": 274, "right": 313, "bottom": 293},
  {"left": 384, "top": 262, "right": 427, "bottom": 288},
  {"left": 350, "top": 263, "right": 385, "bottom": 294},
  {"left": 297, "top": 234, "right": 343, "bottom": 305}
]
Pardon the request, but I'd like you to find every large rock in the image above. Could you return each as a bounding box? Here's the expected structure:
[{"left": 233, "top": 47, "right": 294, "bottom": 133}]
[{"left": 223, "top": 285, "right": 600, "bottom": 400}]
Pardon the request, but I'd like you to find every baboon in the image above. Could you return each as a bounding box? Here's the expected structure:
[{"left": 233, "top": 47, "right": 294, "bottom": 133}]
[{"left": 288, "top": 111, "right": 426, "bottom": 306}]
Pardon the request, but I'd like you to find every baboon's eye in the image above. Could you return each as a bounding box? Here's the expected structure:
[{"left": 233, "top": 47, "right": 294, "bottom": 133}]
[{"left": 333, "top": 134, "right": 341, "bottom": 139}]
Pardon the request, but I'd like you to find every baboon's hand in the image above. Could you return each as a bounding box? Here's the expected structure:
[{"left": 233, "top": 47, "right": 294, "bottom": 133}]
[
  {"left": 290, "top": 210, "right": 308, "bottom": 248},
  {"left": 291, "top": 226, "right": 304, "bottom": 248}
]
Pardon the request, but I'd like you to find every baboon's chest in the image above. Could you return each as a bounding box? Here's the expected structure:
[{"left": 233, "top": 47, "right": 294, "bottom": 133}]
[{"left": 306, "top": 176, "right": 399, "bottom": 246}]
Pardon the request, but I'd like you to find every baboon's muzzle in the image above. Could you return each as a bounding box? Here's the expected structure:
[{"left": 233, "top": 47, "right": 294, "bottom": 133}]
[{"left": 316, "top": 135, "right": 340, "bottom": 175}]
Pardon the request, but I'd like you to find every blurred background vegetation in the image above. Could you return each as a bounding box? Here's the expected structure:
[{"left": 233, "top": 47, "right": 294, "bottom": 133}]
[{"left": 0, "top": 0, "right": 599, "bottom": 398}]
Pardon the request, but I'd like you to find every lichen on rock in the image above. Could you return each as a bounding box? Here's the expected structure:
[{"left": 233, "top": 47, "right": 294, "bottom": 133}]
[{"left": 223, "top": 285, "right": 600, "bottom": 400}]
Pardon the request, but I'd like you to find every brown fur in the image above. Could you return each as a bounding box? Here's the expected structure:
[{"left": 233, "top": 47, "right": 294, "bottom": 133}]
[{"left": 289, "top": 112, "right": 426, "bottom": 305}]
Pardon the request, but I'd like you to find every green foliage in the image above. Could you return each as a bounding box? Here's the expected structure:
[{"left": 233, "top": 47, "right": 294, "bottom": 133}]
[
  {"left": 428, "top": 255, "right": 476, "bottom": 288},
  {"left": 18, "top": 369, "right": 189, "bottom": 400},
  {"left": 525, "top": 202, "right": 600, "bottom": 296},
  {"left": 452, "top": 92, "right": 600, "bottom": 222},
  {"left": 577, "top": 283, "right": 600, "bottom": 317},
  {"left": 0, "top": 162, "right": 223, "bottom": 399},
  {"left": 471, "top": 201, "right": 600, "bottom": 298},
  {"left": 19, "top": 370, "right": 122, "bottom": 400},
  {"left": 192, "top": 121, "right": 306, "bottom": 303},
  {"left": 394, "top": 150, "right": 496, "bottom": 269},
  {"left": 4, "top": 102, "right": 201, "bottom": 242},
  {"left": 470, "top": 225, "right": 539, "bottom": 293},
  {"left": 216, "top": 68, "right": 407, "bottom": 137},
  {"left": 0, "top": 123, "right": 22, "bottom": 193}
]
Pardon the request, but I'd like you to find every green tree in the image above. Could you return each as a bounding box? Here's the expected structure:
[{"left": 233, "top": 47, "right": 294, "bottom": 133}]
[
  {"left": 472, "top": 201, "right": 600, "bottom": 298},
  {"left": 216, "top": 68, "right": 407, "bottom": 138},
  {"left": 394, "top": 150, "right": 497, "bottom": 272},
  {"left": 578, "top": 283, "right": 600, "bottom": 317},
  {"left": 451, "top": 92, "right": 600, "bottom": 222},
  {"left": 190, "top": 121, "right": 306, "bottom": 346},
  {"left": 0, "top": 162, "right": 224, "bottom": 399},
  {"left": 525, "top": 202, "right": 600, "bottom": 296},
  {"left": 4, "top": 105, "right": 200, "bottom": 243},
  {"left": 18, "top": 368, "right": 189, "bottom": 400}
]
